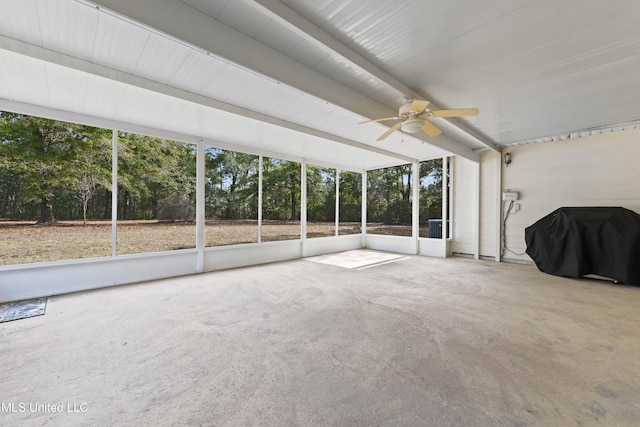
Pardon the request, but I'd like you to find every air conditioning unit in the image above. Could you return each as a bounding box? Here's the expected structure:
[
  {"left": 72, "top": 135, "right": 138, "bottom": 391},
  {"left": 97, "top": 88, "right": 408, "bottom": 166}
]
[{"left": 427, "top": 219, "right": 450, "bottom": 239}]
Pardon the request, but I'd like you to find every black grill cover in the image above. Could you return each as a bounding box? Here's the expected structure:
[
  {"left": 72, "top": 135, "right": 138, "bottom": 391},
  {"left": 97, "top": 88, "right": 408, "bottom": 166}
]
[{"left": 525, "top": 207, "right": 640, "bottom": 284}]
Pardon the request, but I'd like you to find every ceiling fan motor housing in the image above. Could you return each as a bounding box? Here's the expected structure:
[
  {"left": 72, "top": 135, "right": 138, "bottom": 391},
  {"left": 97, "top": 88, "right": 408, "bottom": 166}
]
[{"left": 399, "top": 102, "right": 420, "bottom": 117}]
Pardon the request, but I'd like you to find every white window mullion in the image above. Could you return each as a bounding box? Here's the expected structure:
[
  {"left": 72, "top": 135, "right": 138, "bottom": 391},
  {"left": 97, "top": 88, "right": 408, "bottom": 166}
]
[
  {"left": 361, "top": 170, "right": 367, "bottom": 248},
  {"left": 111, "top": 129, "right": 118, "bottom": 257},
  {"left": 335, "top": 169, "right": 340, "bottom": 236},
  {"left": 196, "top": 140, "right": 205, "bottom": 272},
  {"left": 258, "top": 155, "right": 263, "bottom": 243}
]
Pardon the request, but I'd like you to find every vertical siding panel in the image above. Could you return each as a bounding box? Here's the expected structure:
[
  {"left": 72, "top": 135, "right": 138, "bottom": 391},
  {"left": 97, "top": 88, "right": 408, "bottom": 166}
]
[
  {"left": 480, "top": 150, "right": 499, "bottom": 258},
  {"left": 451, "top": 156, "right": 477, "bottom": 255}
]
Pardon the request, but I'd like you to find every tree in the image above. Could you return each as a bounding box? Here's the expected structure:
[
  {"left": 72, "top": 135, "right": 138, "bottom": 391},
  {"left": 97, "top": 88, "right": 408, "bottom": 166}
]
[
  {"left": 205, "top": 148, "right": 258, "bottom": 220},
  {"left": 262, "top": 157, "right": 300, "bottom": 221},
  {"left": 419, "top": 159, "right": 444, "bottom": 225},
  {"left": 74, "top": 174, "right": 98, "bottom": 227},
  {"left": 307, "top": 166, "right": 335, "bottom": 222},
  {"left": 339, "top": 171, "right": 361, "bottom": 222},
  {"left": 0, "top": 168, "right": 26, "bottom": 219},
  {"left": 367, "top": 164, "right": 412, "bottom": 224},
  {"left": 71, "top": 135, "right": 112, "bottom": 226},
  {"left": 0, "top": 112, "right": 111, "bottom": 224},
  {"left": 117, "top": 133, "right": 196, "bottom": 220}
]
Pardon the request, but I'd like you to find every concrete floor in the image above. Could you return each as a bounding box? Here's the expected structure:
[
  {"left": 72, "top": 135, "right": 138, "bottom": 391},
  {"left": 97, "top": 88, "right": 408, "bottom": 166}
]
[{"left": 1, "top": 250, "right": 640, "bottom": 426}]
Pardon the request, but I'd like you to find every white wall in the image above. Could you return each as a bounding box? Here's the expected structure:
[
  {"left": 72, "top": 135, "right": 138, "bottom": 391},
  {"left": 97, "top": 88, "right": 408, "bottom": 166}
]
[
  {"left": 479, "top": 150, "right": 500, "bottom": 259},
  {"left": 419, "top": 238, "right": 448, "bottom": 258},
  {"left": 303, "top": 235, "right": 363, "bottom": 257},
  {"left": 500, "top": 129, "right": 640, "bottom": 262},
  {"left": 451, "top": 156, "right": 477, "bottom": 256},
  {"left": 365, "top": 235, "right": 415, "bottom": 254},
  {"left": 0, "top": 237, "right": 365, "bottom": 303},
  {"left": 0, "top": 251, "right": 199, "bottom": 303},
  {"left": 451, "top": 128, "right": 640, "bottom": 263}
]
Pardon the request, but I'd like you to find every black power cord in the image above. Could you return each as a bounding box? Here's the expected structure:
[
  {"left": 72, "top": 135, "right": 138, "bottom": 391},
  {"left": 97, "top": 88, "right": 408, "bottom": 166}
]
[{"left": 502, "top": 200, "right": 526, "bottom": 257}]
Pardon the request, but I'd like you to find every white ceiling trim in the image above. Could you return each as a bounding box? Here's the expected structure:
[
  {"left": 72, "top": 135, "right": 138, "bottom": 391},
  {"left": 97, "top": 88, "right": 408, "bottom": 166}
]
[
  {"left": 0, "top": 97, "right": 369, "bottom": 173},
  {"left": 0, "top": 98, "right": 201, "bottom": 146},
  {"left": 502, "top": 119, "right": 640, "bottom": 147},
  {"left": 89, "top": 0, "right": 480, "bottom": 162},
  {"left": 241, "top": 0, "right": 500, "bottom": 153},
  {"left": 0, "top": 34, "right": 417, "bottom": 165}
]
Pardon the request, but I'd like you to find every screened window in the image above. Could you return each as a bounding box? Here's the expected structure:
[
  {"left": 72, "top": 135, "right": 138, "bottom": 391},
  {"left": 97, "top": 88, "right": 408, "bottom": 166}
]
[
  {"left": 0, "top": 111, "right": 112, "bottom": 265},
  {"left": 306, "top": 165, "right": 336, "bottom": 238},
  {"left": 419, "top": 159, "right": 447, "bottom": 238},
  {"left": 117, "top": 132, "right": 196, "bottom": 254},
  {"left": 366, "top": 164, "right": 413, "bottom": 237},
  {"left": 204, "top": 148, "right": 259, "bottom": 246},
  {"left": 338, "top": 171, "right": 362, "bottom": 235},
  {"left": 262, "top": 157, "right": 301, "bottom": 242}
]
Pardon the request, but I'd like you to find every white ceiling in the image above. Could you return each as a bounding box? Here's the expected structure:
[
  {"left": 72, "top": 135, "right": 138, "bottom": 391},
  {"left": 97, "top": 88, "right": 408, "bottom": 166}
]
[{"left": 1, "top": 0, "right": 639, "bottom": 169}]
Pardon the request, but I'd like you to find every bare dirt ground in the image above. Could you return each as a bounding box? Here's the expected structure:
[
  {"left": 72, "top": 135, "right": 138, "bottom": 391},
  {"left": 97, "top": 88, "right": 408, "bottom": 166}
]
[
  {"left": 0, "top": 220, "right": 113, "bottom": 265},
  {"left": 0, "top": 220, "right": 367, "bottom": 266}
]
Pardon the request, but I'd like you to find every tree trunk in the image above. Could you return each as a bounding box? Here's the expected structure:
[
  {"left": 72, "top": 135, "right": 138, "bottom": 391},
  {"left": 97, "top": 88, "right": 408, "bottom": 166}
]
[
  {"left": 37, "top": 194, "right": 56, "bottom": 224},
  {"left": 226, "top": 175, "right": 237, "bottom": 219},
  {"left": 82, "top": 200, "right": 88, "bottom": 227},
  {"left": 151, "top": 196, "right": 158, "bottom": 219}
]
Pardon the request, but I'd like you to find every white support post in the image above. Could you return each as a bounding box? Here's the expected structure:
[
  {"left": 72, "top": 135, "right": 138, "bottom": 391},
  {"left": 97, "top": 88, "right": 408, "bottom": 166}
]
[
  {"left": 335, "top": 169, "right": 340, "bottom": 236},
  {"left": 196, "top": 141, "right": 205, "bottom": 272},
  {"left": 111, "top": 129, "right": 118, "bottom": 257},
  {"left": 442, "top": 157, "right": 449, "bottom": 253},
  {"left": 412, "top": 161, "right": 420, "bottom": 254},
  {"left": 495, "top": 152, "right": 503, "bottom": 262},
  {"left": 301, "top": 159, "right": 307, "bottom": 255},
  {"left": 361, "top": 170, "right": 367, "bottom": 248},
  {"left": 258, "top": 155, "right": 263, "bottom": 243},
  {"left": 473, "top": 161, "right": 481, "bottom": 260},
  {"left": 448, "top": 158, "right": 455, "bottom": 250}
]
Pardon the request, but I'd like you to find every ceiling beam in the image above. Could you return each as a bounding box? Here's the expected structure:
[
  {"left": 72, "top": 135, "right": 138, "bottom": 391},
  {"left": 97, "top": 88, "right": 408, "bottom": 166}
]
[
  {"left": 242, "top": 0, "right": 499, "bottom": 153},
  {"left": 0, "top": 35, "right": 418, "bottom": 164},
  {"left": 88, "top": 0, "right": 479, "bottom": 162},
  {"left": 243, "top": 0, "right": 418, "bottom": 101}
]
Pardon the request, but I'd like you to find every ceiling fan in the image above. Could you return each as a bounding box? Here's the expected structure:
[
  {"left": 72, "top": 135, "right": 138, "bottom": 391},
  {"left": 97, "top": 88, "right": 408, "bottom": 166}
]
[{"left": 360, "top": 100, "right": 479, "bottom": 141}]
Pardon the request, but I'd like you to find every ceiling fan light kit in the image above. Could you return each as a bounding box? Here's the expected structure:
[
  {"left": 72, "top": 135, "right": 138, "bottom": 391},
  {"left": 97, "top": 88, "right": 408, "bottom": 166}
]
[
  {"left": 400, "top": 118, "right": 424, "bottom": 133},
  {"left": 360, "top": 99, "right": 479, "bottom": 141}
]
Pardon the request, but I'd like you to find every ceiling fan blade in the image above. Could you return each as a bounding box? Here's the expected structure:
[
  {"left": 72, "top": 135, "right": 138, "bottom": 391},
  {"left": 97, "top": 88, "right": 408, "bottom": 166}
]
[
  {"left": 376, "top": 122, "right": 403, "bottom": 141},
  {"left": 422, "top": 120, "right": 442, "bottom": 137},
  {"left": 358, "top": 116, "right": 401, "bottom": 124},
  {"left": 430, "top": 108, "right": 479, "bottom": 118},
  {"left": 409, "top": 99, "right": 430, "bottom": 113}
]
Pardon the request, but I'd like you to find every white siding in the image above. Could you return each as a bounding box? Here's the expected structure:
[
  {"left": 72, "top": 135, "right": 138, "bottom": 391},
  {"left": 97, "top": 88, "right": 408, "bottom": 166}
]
[
  {"left": 365, "top": 235, "right": 415, "bottom": 255},
  {"left": 451, "top": 156, "right": 476, "bottom": 256},
  {"left": 0, "top": 251, "right": 198, "bottom": 303},
  {"left": 500, "top": 128, "right": 640, "bottom": 262},
  {"left": 479, "top": 150, "right": 500, "bottom": 259}
]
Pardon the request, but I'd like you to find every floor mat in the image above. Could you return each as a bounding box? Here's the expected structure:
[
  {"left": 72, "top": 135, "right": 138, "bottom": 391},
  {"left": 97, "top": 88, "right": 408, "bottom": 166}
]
[
  {"left": 306, "top": 249, "right": 410, "bottom": 270},
  {"left": 0, "top": 298, "right": 47, "bottom": 323}
]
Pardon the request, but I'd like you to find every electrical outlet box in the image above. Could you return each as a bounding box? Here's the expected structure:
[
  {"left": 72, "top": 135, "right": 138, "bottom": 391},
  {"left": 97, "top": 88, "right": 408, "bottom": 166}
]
[{"left": 502, "top": 191, "right": 519, "bottom": 201}]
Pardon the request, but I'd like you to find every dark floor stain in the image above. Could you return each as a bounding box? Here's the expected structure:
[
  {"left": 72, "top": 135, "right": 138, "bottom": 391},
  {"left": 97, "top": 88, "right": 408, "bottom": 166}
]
[
  {"left": 596, "top": 384, "right": 619, "bottom": 399},
  {"left": 584, "top": 401, "right": 607, "bottom": 418}
]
